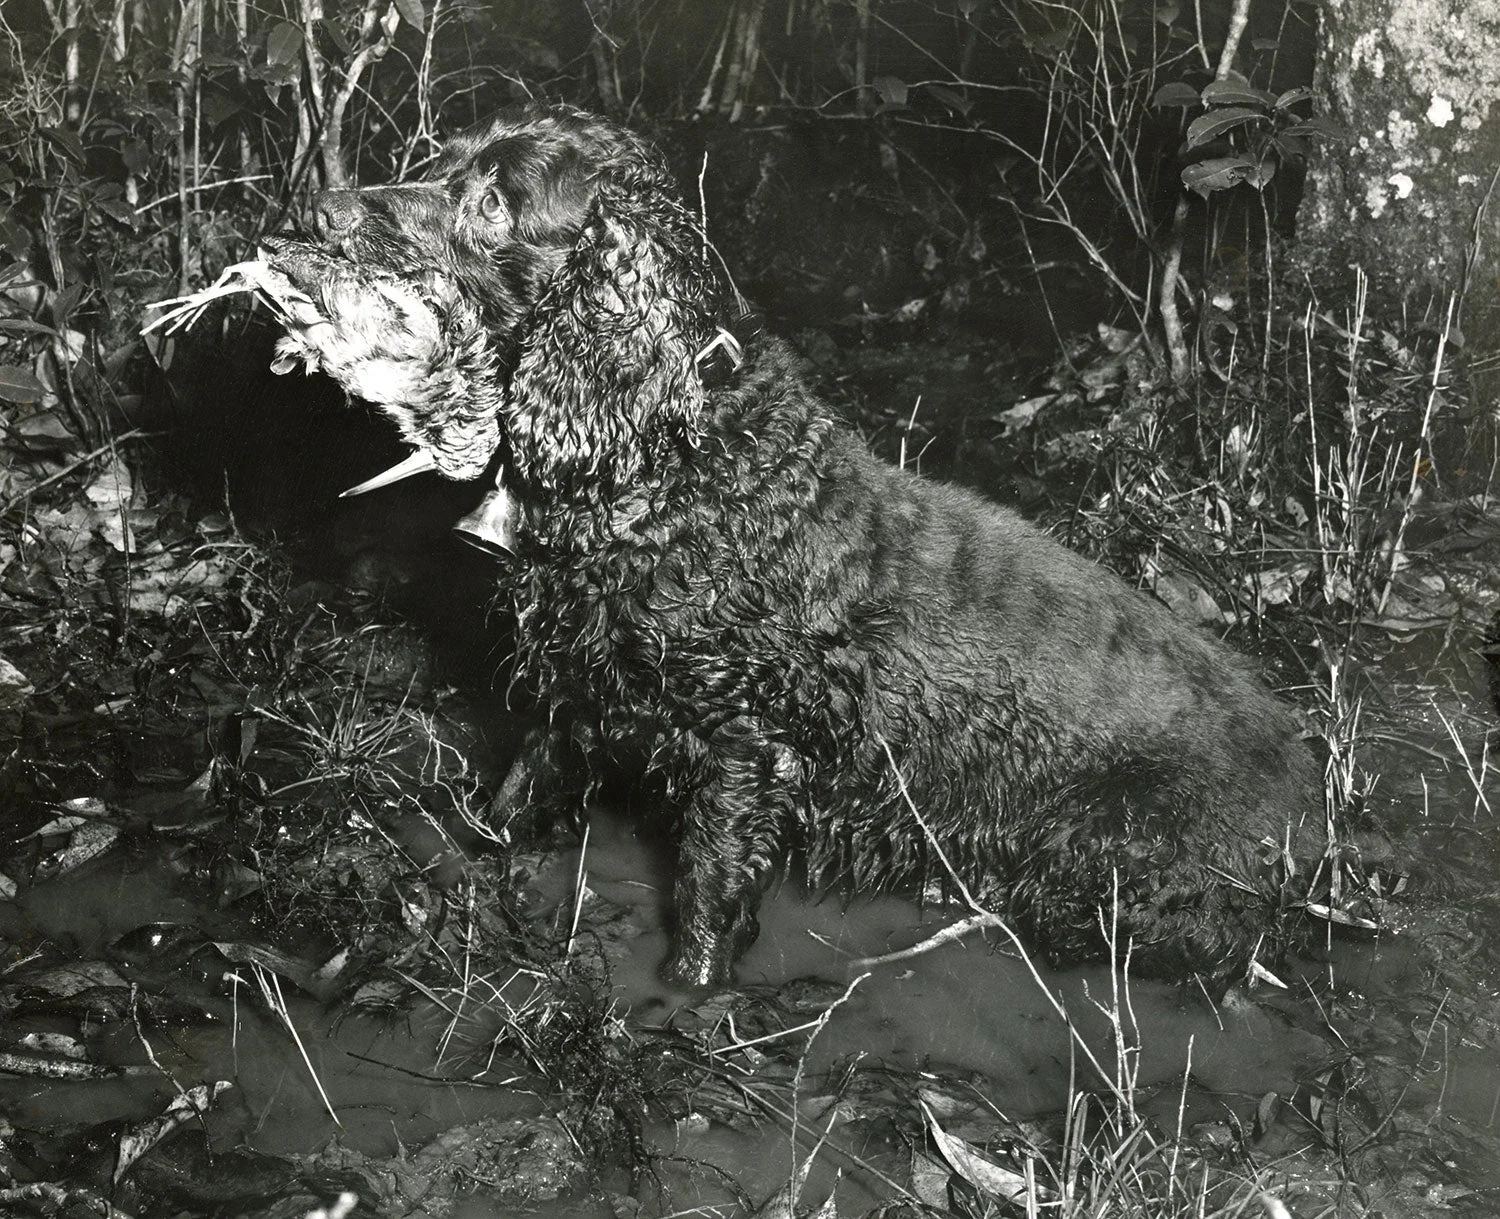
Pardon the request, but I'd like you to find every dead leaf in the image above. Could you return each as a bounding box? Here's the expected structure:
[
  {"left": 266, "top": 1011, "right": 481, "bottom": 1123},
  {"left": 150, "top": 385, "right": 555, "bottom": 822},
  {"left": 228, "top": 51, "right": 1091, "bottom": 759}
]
[
  {"left": 990, "top": 394, "right": 1054, "bottom": 434},
  {"left": 34, "top": 821, "right": 121, "bottom": 880},
  {"left": 15, "top": 960, "right": 130, "bottom": 996},
  {"left": 1152, "top": 570, "right": 1223, "bottom": 623},
  {"left": 17, "top": 1031, "right": 87, "bottom": 1059},
  {"left": 1244, "top": 563, "right": 1312, "bottom": 609},
  {"left": 1253, "top": 1090, "right": 1280, "bottom": 1139},
  {"left": 909, "top": 1150, "right": 949, "bottom": 1210},
  {"left": 13, "top": 408, "right": 76, "bottom": 448},
  {"left": 82, "top": 455, "right": 134, "bottom": 513},
  {"left": 115, "top": 1082, "right": 233, "bottom": 1184},
  {"left": 1096, "top": 323, "right": 1139, "bottom": 354},
  {"left": 124, "top": 553, "right": 235, "bottom": 618},
  {"left": 1248, "top": 960, "right": 1288, "bottom": 989},
  {"left": 0, "top": 653, "right": 33, "bottom": 710},
  {"left": 1303, "top": 901, "right": 1379, "bottom": 931},
  {"left": 214, "top": 940, "right": 344, "bottom": 1000},
  {"left": 921, "top": 1101, "right": 1036, "bottom": 1204}
]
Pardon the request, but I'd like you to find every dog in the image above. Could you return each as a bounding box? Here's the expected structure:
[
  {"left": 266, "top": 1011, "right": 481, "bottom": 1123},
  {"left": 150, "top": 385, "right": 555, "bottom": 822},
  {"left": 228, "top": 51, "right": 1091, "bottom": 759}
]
[{"left": 261, "top": 103, "right": 1323, "bottom": 994}]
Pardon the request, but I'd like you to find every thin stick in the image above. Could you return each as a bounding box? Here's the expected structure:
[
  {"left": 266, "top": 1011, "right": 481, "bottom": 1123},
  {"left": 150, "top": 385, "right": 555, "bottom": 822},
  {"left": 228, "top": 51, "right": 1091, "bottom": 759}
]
[
  {"left": 0, "top": 429, "right": 145, "bottom": 520},
  {"left": 254, "top": 964, "right": 342, "bottom": 1127},
  {"left": 852, "top": 912, "right": 1002, "bottom": 970},
  {"left": 565, "top": 820, "right": 591, "bottom": 957},
  {"left": 133, "top": 173, "right": 272, "bottom": 216},
  {"left": 713, "top": 971, "right": 870, "bottom": 1055}
]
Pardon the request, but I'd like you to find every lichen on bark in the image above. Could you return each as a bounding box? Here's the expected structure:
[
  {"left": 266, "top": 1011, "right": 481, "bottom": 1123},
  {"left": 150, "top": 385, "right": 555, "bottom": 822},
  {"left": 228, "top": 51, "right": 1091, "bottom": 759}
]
[{"left": 1300, "top": 0, "right": 1499, "bottom": 358}]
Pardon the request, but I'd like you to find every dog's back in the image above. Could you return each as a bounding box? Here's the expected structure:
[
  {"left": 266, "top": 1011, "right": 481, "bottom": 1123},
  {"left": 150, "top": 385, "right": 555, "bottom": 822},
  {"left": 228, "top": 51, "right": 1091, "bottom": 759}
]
[{"left": 686, "top": 339, "right": 1321, "bottom": 982}]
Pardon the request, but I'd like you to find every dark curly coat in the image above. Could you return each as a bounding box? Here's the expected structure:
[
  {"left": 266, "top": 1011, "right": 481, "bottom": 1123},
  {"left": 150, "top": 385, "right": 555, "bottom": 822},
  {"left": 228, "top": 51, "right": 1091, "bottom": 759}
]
[{"left": 268, "top": 103, "right": 1323, "bottom": 993}]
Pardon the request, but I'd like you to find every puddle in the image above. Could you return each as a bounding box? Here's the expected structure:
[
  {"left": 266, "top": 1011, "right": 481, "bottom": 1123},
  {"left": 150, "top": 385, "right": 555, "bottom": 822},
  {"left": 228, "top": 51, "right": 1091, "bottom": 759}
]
[
  {"left": 539, "top": 809, "right": 1333, "bottom": 1107},
  {"left": 1, "top": 853, "right": 536, "bottom": 1169},
  {"left": 6, "top": 680, "right": 1500, "bottom": 1213}
]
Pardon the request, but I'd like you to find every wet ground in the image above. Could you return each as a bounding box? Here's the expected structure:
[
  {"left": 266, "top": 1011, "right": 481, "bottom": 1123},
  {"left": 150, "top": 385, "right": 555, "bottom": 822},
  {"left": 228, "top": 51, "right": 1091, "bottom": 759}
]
[
  {"left": 3, "top": 327, "right": 1500, "bottom": 1216},
  {"left": 5, "top": 723, "right": 1500, "bottom": 1215}
]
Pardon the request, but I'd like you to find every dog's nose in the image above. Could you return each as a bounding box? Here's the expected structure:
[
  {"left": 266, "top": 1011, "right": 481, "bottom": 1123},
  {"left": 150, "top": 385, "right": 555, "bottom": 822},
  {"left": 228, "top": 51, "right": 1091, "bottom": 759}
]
[{"left": 312, "top": 189, "right": 363, "bottom": 239}]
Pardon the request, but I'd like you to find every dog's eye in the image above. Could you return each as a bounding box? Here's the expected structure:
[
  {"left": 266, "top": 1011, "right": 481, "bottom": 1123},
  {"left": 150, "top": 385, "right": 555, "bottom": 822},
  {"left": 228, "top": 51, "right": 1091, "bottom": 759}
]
[{"left": 478, "top": 188, "right": 508, "bottom": 228}]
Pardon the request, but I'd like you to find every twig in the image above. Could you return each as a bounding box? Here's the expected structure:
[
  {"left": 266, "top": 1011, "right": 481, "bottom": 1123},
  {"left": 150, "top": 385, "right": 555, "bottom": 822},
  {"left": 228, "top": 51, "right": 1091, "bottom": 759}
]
[
  {"left": 132, "top": 173, "right": 272, "bottom": 216},
  {"left": 253, "top": 963, "right": 342, "bottom": 1127},
  {"left": 1215, "top": 0, "right": 1253, "bottom": 80},
  {"left": 0, "top": 429, "right": 145, "bottom": 520},
  {"left": 343, "top": 1051, "right": 503, "bottom": 1087},
  {"left": 852, "top": 913, "right": 1003, "bottom": 970},
  {"left": 713, "top": 971, "right": 870, "bottom": 1056},
  {"left": 788, "top": 971, "right": 868, "bottom": 1209},
  {"left": 565, "top": 819, "right": 591, "bottom": 957},
  {"left": 874, "top": 735, "right": 1123, "bottom": 1102}
]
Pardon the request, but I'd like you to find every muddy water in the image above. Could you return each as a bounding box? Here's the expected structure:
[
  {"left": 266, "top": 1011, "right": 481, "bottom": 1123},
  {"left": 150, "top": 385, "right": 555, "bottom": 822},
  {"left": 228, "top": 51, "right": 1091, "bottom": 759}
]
[
  {"left": 6, "top": 663, "right": 1499, "bottom": 1213},
  {"left": 556, "top": 811, "right": 1326, "bottom": 1104},
  {"left": 528, "top": 810, "right": 1336, "bottom": 1209},
  {"left": 2, "top": 802, "right": 1331, "bottom": 1214},
  {"left": 1, "top": 856, "right": 535, "bottom": 1175}
]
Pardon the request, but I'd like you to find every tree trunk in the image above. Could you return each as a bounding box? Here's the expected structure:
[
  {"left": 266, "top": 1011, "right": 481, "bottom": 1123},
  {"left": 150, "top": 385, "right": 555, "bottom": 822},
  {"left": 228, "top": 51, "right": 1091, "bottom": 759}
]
[{"left": 1301, "top": 0, "right": 1500, "bottom": 361}]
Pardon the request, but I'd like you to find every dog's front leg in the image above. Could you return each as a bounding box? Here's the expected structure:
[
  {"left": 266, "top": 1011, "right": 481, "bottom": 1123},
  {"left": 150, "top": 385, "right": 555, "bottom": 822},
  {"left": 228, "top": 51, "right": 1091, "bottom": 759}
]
[
  {"left": 486, "top": 724, "right": 591, "bottom": 840},
  {"left": 660, "top": 725, "right": 792, "bottom": 989}
]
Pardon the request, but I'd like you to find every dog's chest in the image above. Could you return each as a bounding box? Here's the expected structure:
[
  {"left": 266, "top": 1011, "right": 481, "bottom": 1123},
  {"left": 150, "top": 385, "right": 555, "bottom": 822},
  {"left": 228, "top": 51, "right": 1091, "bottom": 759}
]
[{"left": 507, "top": 538, "right": 855, "bottom": 745}]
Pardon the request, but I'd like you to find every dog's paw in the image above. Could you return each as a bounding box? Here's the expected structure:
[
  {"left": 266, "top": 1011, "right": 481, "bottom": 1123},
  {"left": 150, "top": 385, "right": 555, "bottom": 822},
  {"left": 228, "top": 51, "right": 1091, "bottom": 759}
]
[
  {"left": 660, "top": 945, "right": 736, "bottom": 991},
  {"left": 661, "top": 907, "right": 760, "bottom": 990}
]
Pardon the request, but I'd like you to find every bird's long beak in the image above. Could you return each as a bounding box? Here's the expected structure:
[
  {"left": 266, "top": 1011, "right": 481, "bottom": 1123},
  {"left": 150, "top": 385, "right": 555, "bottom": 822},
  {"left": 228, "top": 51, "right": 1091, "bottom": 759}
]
[{"left": 338, "top": 449, "right": 439, "bottom": 498}]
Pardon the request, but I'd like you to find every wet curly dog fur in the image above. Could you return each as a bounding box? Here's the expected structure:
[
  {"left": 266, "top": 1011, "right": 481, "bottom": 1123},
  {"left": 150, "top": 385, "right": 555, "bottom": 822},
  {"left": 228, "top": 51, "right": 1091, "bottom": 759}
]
[{"left": 283, "top": 103, "right": 1322, "bottom": 992}]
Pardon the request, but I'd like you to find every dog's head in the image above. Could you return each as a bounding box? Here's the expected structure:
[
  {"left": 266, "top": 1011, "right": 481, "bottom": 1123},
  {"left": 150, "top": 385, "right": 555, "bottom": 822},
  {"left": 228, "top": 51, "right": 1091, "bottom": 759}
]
[{"left": 266, "top": 104, "right": 720, "bottom": 502}]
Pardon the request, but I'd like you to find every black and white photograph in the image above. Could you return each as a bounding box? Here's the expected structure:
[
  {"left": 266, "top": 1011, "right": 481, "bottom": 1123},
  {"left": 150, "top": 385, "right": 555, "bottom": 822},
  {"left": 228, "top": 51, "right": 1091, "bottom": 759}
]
[{"left": 0, "top": 1, "right": 1497, "bottom": 1215}]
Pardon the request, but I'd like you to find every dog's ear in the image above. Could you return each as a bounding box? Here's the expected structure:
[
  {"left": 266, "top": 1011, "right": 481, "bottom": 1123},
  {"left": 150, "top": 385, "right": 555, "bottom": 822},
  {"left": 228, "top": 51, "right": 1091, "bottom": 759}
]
[{"left": 505, "top": 172, "right": 715, "bottom": 495}]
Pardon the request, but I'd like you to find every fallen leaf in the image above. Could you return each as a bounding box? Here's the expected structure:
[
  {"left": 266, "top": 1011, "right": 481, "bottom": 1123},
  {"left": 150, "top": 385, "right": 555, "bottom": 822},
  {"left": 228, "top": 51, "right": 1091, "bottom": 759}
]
[
  {"left": 921, "top": 1101, "right": 1036, "bottom": 1203},
  {"left": 115, "top": 1082, "right": 234, "bottom": 1184},
  {"left": 990, "top": 394, "right": 1054, "bottom": 434},
  {"left": 0, "top": 653, "right": 33, "bottom": 709}
]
